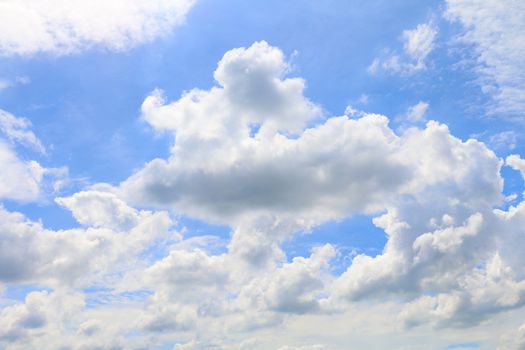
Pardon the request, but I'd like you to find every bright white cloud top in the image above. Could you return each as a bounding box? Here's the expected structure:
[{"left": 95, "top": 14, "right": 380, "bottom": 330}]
[{"left": 0, "top": 1, "right": 524, "bottom": 349}]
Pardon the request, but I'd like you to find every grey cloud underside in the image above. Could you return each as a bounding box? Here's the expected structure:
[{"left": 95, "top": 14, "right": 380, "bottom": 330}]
[{"left": 123, "top": 117, "right": 411, "bottom": 223}]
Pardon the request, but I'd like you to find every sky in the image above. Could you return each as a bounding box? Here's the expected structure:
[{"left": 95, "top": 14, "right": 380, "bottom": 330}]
[{"left": 0, "top": 0, "right": 524, "bottom": 349}]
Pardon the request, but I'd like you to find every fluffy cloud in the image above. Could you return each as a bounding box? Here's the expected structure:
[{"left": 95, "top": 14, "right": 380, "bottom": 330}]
[
  {"left": 445, "top": 0, "right": 525, "bottom": 118},
  {"left": 114, "top": 41, "right": 525, "bottom": 333},
  {"left": 368, "top": 22, "right": 437, "bottom": 75},
  {"left": 0, "top": 191, "right": 175, "bottom": 286},
  {"left": 331, "top": 152, "right": 525, "bottom": 327},
  {"left": 0, "top": 290, "right": 84, "bottom": 344},
  {"left": 0, "top": 0, "right": 196, "bottom": 56},
  {"left": 120, "top": 41, "right": 436, "bottom": 231}
]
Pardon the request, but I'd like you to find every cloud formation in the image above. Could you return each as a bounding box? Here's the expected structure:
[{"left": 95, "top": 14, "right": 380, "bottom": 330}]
[
  {"left": 445, "top": 0, "right": 525, "bottom": 118},
  {"left": 1, "top": 41, "right": 525, "bottom": 349},
  {"left": 0, "top": 0, "right": 196, "bottom": 56},
  {"left": 368, "top": 22, "right": 437, "bottom": 75}
]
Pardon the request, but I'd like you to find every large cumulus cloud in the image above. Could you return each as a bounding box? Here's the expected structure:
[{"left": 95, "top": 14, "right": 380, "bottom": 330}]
[{"left": 2, "top": 41, "right": 525, "bottom": 349}]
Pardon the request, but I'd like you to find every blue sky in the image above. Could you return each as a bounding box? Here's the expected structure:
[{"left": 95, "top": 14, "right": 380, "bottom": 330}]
[{"left": 0, "top": 0, "right": 524, "bottom": 349}]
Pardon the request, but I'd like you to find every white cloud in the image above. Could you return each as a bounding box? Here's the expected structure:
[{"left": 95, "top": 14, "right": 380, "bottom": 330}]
[
  {"left": 278, "top": 346, "right": 327, "bottom": 350},
  {"left": 0, "top": 76, "right": 30, "bottom": 91},
  {"left": 0, "top": 290, "right": 84, "bottom": 343},
  {"left": 120, "top": 42, "right": 420, "bottom": 231},
  {"left": 234, "top": 244, "right": 336, "bottom": 316},
  {"left": 506, "top": 154, "right": 525, "bottom": 180},
  {"left": 0, "top": 191, "right": 176, "bottom": 286},
  {"left": 112, "top": 41, "right": 525, "bottom": 334},
  {"left": 0, "top": 0, "right": 196, "bottom": 56},
  {"left": 0, "top": 110, "right": 69, "bottom": 202},
  {"left": 2, "top": 41, "right": 525, "bottom": 349},
  {"left": 56, "top": 190, "right": 144, "bottom": 230},
  {"left": 0, "top": 109, "right": 45, "bottom": 153},
  {"left": 445, "top": 0, "right": 525, "bottom": 117},
  {"left": 490, "top": 131, "right": 518, "bottom": 151},
  {"left": 403, "top": 23, "right": 437, "bottom": 64},
  {"left": 0, "top": 140, "right": 45, "bottom": 201},
  {"left": 405, "top": 101, "right": 429, "bottom": 122},
  {"left": 498, "top": 322, "right": 525, "bottom": 350},
  {"left": 368, "top": 22, "right": 437, "bottom": 75}
]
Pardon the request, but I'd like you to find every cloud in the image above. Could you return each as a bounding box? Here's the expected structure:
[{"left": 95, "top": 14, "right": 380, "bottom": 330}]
[
  {"left": 489, "top": 131, "right": 518, "bottom": 151},
  {"left": 330, "top": 151, "right": 525, "bottom": 327},
  {"left": 506, "top": 154, "right": 525, "bottom": 179},
  {"left": 0, "top": 0, "right": 196, "bottom": 56},
  {"left": 405, "top": 101, "right": 430, "bottom": 122},
  {"left": 111, "top": 41, "right": 525, "bottom": 334},
  {"left": 0, "top": 109, "right": 45, "bottom": 153},
  {"left": 0, "top": 290, "right": 84, "bottom": 343},
  {"left": 0, "top": 140, "right": 45, "bottom": 201},
  {"left": 498, "top": 322, "right": 525, "bottom": 350},
  {"left": 0, "top": 191, "right": 176, "bottom": 286},
  {"left": 119, "top": 42, "right": 422, "bottom": 231},
  {"left": 2, "top": 41, "right": 525, "bottom": 348},
  {"left": 0, "top": 110, "right": 69, "bottom": 201},
  {"left": 234, "top": 244, "right": 336, "bottom": 316},
  {"left": 402, "top": 23, "right": 437, "bottom": 64},
  {"left": 56, "top": 190, "right": 144, "bottom": 230},
  {"left": 0, "top": 76, "right": 30, "bottom": 91},
  {"left": 445, "top": 0, "right": 525, "bottom": 118},
  {"left": 277, "top": 346, "right": 327, "bottom": 350},
  {"left": 368, "top": 22, "right": 437, "bottom": 75}
]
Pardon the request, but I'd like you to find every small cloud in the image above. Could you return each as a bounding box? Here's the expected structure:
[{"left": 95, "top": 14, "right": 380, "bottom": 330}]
[
  {"left": 344, "top": 105, "right": 366, "bottom": 119},
  {"left": 489, "top": 130, "right": 518, "bottom": 150},
  {"left": 406, "top": 101, "right": 429, "bottom": 122},
  {"left": 368, "top": 22, "right": 437, "bottom": 75},
  {"left": 0, "top": 76, "right": 30, "bottom": 91},
  {"left": 358, "top": 94, "right": 369, "bottom": 105},
  {"left": 403, "top": 23, "right": 437, "bottom": 64},
  {"left": 0, "top": 109, "right": 45, "bottom": 153}
]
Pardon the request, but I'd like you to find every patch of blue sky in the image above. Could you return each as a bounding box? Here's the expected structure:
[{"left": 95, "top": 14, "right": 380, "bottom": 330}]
[
  {"left": 283, "top": 214, "right": 387, "bottom": 274},
  {"left": 84, "top": 289, "right": 153, "bottom": 309},
  {"left": 2, "top": 199, "right": 79, "bottom": 231},
  {"left": 1, "top": 284, "right": 52, "bottom": 305}
]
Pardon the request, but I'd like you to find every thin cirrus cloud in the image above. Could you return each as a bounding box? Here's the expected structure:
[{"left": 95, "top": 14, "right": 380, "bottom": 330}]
[{"left": 0, "top": 0, "right": 196, "bottom": 56}]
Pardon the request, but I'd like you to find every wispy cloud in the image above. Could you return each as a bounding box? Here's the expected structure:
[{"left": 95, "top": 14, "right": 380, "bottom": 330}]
[
  {"left": 368, "top": 22, "right": 437, "bottom": 75},
  {"left": 445, "top": 0, "right": 525, "bottom": 118}
]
